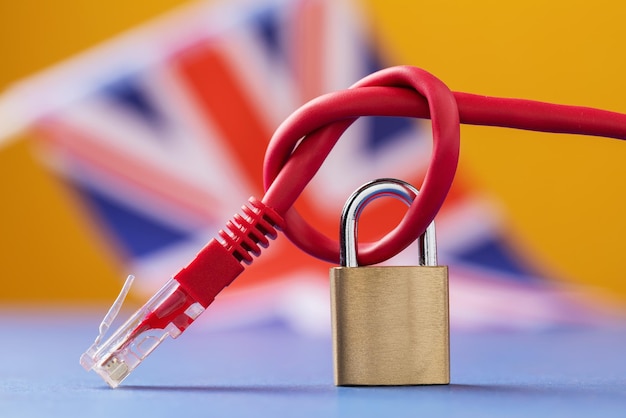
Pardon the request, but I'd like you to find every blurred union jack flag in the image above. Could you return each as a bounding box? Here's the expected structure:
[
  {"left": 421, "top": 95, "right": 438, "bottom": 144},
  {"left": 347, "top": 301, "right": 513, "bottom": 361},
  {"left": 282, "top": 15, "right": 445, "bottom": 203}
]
[{"left": 1, "top": 0, "right": 605, "bottom": 332}]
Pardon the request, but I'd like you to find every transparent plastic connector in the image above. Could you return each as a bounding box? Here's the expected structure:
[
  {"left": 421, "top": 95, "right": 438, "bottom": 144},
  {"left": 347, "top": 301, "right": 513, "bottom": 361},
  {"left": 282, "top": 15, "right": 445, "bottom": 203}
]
[{"left": 80, "top": 275, "right": 204, "bottom": 388}]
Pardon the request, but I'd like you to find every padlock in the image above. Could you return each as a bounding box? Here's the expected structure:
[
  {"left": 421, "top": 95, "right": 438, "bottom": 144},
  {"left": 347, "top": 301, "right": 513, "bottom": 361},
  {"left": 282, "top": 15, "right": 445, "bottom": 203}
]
[{"left": 330, "top": 178, "right": 450, "bottom": 386}]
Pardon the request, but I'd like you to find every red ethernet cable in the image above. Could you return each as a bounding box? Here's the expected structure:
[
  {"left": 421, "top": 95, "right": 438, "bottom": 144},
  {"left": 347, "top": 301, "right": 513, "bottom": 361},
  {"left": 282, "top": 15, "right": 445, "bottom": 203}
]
[
  {"left": 80, "top": 66, "right": 626, "bottom": 387},
  {"left": 263, "top": 66, "right": 626, "bottom": 264}
]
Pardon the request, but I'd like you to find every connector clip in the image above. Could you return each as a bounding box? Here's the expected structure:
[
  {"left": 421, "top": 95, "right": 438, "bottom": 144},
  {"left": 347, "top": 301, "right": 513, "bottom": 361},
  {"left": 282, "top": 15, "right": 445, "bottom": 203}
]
[
  {"left": 80, "top": 197, "right": 284, "bottom": 387},
  {"left": 80, "top": 275, "right": 204, "bottom": 388}
]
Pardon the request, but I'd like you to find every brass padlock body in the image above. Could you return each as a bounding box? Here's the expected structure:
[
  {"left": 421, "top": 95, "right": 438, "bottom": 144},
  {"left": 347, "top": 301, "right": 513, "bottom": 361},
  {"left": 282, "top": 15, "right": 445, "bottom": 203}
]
[{"left": 330, "top": 265, "right": 450, "bottom": 386}]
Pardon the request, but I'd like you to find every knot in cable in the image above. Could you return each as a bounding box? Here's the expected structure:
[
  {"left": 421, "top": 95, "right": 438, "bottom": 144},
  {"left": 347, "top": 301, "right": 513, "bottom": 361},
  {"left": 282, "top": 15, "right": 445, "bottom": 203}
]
[{"left": 261, "top": 66, "right": 461, "bottom": 265}]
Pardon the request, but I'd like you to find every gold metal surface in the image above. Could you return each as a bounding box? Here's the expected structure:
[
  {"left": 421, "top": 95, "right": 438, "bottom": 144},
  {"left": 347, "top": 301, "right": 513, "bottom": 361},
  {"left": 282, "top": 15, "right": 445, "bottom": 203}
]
[{"left": 330, "top": 266, "right": 449, "bottom": 386}]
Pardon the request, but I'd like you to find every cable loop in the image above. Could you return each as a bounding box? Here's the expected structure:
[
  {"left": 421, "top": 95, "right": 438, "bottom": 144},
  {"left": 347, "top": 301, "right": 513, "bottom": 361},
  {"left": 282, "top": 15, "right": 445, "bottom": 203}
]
[{"left": 262, "top": 66, "right": 460, "bottom": 265}]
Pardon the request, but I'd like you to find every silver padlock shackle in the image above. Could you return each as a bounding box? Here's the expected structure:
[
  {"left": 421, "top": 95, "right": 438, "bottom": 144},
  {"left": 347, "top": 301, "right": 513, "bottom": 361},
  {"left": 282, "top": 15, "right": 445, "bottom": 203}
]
[{"left": 340, "top": 178, "right": 437, "bottom": 268}]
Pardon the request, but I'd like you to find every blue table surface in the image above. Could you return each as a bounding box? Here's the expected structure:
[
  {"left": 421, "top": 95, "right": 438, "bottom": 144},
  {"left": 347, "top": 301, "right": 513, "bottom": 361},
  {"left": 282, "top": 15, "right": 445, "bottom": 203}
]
[{"left": 1, "top": 309, "right": 625, "bottom": 418}]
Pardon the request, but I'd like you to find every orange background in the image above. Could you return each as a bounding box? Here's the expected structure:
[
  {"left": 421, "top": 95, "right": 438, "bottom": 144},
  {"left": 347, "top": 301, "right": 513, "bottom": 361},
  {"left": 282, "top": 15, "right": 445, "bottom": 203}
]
[{"left": 0, "top": 0, "right": 624, "bottom": 304}]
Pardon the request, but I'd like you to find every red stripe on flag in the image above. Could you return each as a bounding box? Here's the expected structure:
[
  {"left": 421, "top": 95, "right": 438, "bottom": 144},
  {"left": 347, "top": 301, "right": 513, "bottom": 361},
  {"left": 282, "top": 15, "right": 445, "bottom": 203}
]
[
  {"left": 36, "top": 119, "right": 223, "bottom": 222},
  {"left": 292, "top": 0, "right": 326, "bottom": 102},
  {"left": 173, "top": 43, "right": 274, "bottom": 194}
]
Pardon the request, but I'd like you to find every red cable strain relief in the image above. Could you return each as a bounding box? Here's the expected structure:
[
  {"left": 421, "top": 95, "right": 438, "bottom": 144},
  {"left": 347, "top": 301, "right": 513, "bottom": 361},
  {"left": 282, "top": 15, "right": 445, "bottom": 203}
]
[
  {"left": 219, "top": 197, "right": 284, "bottom": 264},
  {"left": 173, "top": 197, "right": 284, "bottom": 308}
]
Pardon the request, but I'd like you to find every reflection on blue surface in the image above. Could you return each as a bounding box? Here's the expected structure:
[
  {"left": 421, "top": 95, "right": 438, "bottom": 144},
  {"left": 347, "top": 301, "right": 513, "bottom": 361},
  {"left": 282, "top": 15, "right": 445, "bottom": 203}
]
[{"left": 2, "top": 311, "right": 626, "bottom": 418}]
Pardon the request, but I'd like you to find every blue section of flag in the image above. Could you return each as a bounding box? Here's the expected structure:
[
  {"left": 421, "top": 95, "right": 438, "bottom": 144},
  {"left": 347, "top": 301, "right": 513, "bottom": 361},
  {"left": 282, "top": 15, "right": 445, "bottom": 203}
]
[
  {"left": 73, "top": 182, "right": 190, "bottom": 258},
  {"left": 454, "top": 236, "right": 536, "bottom": 281},
  {"left": 252, "top": 7, "right": 284, "bottom": 61},
  {"left": 104, "top": 77, "right": 166, "bottom": 132},
  {"left": 360, "top": 40, "right": 416, "bottom": 152},
  {"left": 366, "top": 116, "right": 415, "bottom": 152}
]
